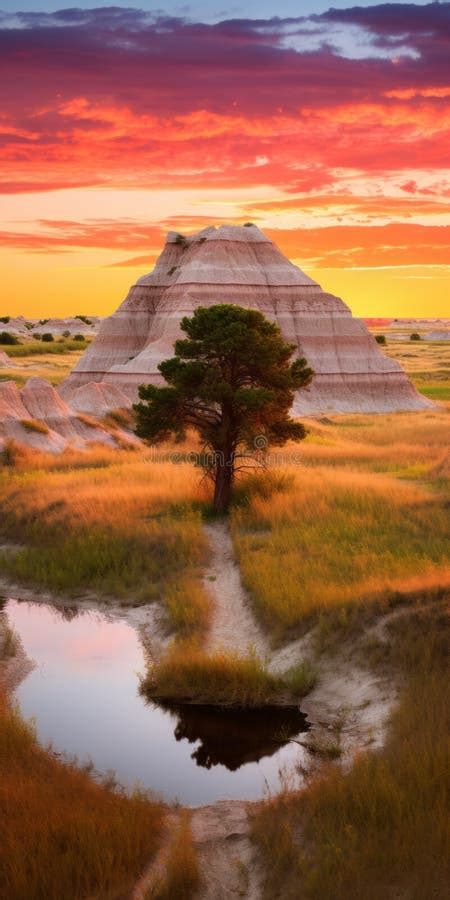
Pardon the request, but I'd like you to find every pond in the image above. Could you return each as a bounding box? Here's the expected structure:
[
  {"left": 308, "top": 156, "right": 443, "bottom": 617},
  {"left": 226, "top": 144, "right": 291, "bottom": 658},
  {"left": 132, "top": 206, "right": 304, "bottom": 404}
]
[{"left": 4, "top": 598, "right": 309, "bottom": 805}]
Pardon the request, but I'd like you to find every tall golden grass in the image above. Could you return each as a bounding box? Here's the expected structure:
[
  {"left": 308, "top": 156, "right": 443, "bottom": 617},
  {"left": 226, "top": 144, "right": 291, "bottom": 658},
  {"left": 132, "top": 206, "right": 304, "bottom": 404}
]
[
  {"left": 251, "top": 602, "right": 450, "bottom": 899},
  {"left": 0, "top": 452, "right": 211, "bottom": 634},
  {"left": 0, "top": 691, "right": 165, "bottom": 900},
  {"left": 142, "top": 638, "right": 316, "bottom": 706},
  {"left": 232, "top": 410, "right": 450, "bottom": 634},
  {"left": 146, "top": 811, "right": 200, "bottom": 899}
]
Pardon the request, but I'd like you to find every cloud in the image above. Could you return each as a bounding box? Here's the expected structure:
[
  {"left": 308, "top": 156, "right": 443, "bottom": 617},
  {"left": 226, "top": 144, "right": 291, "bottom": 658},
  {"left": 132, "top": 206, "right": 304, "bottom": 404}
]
[
  {"left": 0, "top": 3, "right": 448, "bottom": 274},
  {"left": 0, "top": 217, "right": 448, "bottom": 271}
]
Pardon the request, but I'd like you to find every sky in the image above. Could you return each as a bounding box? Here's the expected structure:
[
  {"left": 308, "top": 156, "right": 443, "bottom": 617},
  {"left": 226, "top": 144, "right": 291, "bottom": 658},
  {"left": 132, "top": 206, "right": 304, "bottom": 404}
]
[{"left": 1, "top": 1, "right": 449, "bottom": 318}]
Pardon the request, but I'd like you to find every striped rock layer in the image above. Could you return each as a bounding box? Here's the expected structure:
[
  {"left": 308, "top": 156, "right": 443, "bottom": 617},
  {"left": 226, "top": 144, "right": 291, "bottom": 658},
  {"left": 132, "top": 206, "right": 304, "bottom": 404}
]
[
  {"left": 0, "top": 378, "right": 135, "bottom": 453},
  {"left": 63, "top": 225, "right": 429, "bottom": 414}
]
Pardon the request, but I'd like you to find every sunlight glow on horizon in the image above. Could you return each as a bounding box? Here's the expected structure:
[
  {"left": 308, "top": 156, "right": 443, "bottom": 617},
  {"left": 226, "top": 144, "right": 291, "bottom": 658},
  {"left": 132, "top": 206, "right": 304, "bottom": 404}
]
[{"left": 1, "top": 2, "right": 449, "bottom": 318}]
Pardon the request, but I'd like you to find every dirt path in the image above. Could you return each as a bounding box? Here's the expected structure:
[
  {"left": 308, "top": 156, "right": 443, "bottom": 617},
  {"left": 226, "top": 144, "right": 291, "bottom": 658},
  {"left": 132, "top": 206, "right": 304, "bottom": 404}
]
[
  {"left": 202, "top": 521, "right": 268, "bottom": 658},
  {"left": 191, "top": 801, "right": 263, "bottom": 900}
]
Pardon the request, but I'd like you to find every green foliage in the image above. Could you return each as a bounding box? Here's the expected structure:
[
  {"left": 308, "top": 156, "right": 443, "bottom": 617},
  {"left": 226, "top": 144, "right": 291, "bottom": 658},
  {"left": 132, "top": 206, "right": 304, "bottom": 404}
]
[
  {"left": 5, "top": 340, "right": 89, "bottom": 357},
  {"left": 135, "top": 305, "right": 313, "bottom": 511},
  {"left": 410, "top": 332, "right": 421, "bottom": 341},
  {"left": 375, "top": 334, "right": 386, "bottom": 344},
  {"left": 75, "top": 315, "right": 92, "bottom": 325},
  {"left": 0, "top": 316, "right": 10, "bottom": 324},
  {"left": 0, "top": 332, "right": 18, "bottom": 345},
  {"left": 73, "top": 333, "right": 86, "bottom": 341},
  {"left": 41, "top": 333, "right": 54, "bottom": 342}
]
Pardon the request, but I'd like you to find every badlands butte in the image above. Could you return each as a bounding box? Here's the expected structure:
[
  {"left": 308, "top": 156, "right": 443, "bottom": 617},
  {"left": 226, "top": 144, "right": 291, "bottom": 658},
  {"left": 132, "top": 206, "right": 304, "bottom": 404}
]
[{"left": 0, "top": 224, "right": 434, "bottom": 451}]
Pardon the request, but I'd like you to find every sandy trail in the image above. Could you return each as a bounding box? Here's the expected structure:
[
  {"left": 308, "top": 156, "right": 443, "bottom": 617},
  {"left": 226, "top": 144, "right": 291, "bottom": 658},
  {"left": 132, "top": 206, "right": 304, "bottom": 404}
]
[
  {"left": 202, "top": 521, "right": 268, "bottom": 659},
  {"left": 191, "top": 801, "right": 263, "bottom": 900}
]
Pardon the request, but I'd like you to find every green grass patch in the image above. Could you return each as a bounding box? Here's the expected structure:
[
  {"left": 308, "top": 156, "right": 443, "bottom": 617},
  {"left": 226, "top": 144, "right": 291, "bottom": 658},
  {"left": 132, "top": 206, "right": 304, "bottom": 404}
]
[
  {"left": 0, "top": 516, "right": 203, "bottom": 603},
  {"left": 3, "top": 340, "right": 90, "bottom": 357},
  {"left": 416, "top": 383, "right": 450, "bottom": 400},
  {"left": 0, "top": 461, "right": 209, "bottom": 637}
]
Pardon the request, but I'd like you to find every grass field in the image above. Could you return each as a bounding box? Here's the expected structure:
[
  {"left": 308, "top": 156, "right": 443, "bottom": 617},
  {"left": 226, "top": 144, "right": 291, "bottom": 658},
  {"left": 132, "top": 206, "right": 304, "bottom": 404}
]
[
  {"left": 0, "top": 686, "right": 165, "bottom": 900},
  {"left": 231, "top": 405, "right": 450, "bottom": 637},
  {"left": 251, "top": 600, "right": 450, "bottom": 900},
  {"left": 0, "top": 347, "right": 87, "bottom": 387},
  {"left": 0, "top": 334, "right": 448, "bottom": 898},
  {"left": 0, "top": 450, "right": 211, "bottom": 636},
  {"left": 375, "top": 333, "right": 450, "bottom": 401}
]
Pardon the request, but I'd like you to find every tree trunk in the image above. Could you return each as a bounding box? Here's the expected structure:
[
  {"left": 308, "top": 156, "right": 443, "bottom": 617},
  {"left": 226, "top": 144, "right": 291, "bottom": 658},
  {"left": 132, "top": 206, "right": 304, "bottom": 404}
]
[{"left": 213, "top": 457, "right": 233, "bottom": 514}]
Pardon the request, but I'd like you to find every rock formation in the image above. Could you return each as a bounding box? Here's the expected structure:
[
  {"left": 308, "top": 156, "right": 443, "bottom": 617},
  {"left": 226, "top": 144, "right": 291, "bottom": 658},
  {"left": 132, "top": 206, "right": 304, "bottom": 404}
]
[
  {"left": 0, "top": 315, "right": 102, "bottom": 337},
  {"left": 62, "top": 224, "right": 430, "bottom": 414},
  {"left": 0, "top": 377, "right": 134, "bottom": 454},
  {"left": 0, "top": 350, "right": 15, "bottom": 367}
]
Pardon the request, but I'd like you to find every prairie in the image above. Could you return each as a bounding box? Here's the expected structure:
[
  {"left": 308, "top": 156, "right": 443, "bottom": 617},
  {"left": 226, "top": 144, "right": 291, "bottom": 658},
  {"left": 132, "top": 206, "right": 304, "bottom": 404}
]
[
  {"left": 373, "top": 332, "right": 450, "bottom": 401},
  {"left": 0, "top": 337, "right": 449, "bottom": 899},
  {"left": 231, "top": 407, "right": 449, "bottom": 636},
  {"left": 0, "top": 345, "right": 87, "bottom": 387},
  {"left": 251, "top": 601, "right": 450, "bottom": 899},
  {"left": 0, "top": 449, "right": 211, "bottom": 636}
]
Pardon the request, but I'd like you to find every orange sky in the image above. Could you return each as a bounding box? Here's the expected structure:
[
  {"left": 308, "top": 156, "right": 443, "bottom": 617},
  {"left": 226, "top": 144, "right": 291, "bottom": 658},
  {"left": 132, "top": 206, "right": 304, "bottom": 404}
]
[{"left": 1, "top": 4, "right": 449, "bottom": 318}]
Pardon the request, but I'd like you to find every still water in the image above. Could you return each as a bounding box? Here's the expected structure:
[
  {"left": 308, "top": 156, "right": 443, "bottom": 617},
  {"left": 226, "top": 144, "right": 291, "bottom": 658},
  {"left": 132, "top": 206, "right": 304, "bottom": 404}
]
[{"left": 4, "top": 598, "right": 308, "bottom": 805}]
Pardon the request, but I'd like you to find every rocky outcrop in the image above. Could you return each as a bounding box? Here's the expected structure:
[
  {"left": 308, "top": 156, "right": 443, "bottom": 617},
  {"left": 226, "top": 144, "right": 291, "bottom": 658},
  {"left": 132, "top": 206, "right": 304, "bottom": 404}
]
[
  {"left": 0, "top": 377, "right": 133, "bottom": 454},
  {"left": 62, "top": 224, "right": 430, "bottom": 414},
  {"left": 0, "top": 316, "right": 102, "bottom": 337},
  {"left": 59, "top": 380, "right": 131, "bottom": 416},
  {"left": 0, "top": 350, "right": 15, "bottom": 367}
]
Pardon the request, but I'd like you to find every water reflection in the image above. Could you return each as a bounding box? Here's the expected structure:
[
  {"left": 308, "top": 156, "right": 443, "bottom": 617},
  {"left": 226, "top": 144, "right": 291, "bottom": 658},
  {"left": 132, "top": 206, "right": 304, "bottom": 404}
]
[
  {"left": 160, "top": 703, "right": 308, "bottom": 770},
  {"left": 5, "top": 597, "right": 310, "bottom": 804}
]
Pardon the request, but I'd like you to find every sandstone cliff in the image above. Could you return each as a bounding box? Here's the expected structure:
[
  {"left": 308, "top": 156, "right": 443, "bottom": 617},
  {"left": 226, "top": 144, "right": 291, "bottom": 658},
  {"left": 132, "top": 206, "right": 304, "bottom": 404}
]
[{"left": 62, "top": 224, "right": 430, "bottom": 414}]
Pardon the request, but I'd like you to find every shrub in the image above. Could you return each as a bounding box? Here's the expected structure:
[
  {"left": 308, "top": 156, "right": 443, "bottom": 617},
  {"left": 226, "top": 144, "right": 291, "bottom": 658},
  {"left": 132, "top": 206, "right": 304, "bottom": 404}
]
[
  {"left": 73, "top": 334, "right": 86, "bottom": 342},
  {"left": 62, "top": 330, "right": 71, "bottom": 338},
  {"left": 33, "top": 333, "right": 42, "bottom": 340},
  {"left": 0, "top": 316, "right": 10, "bottom": 324},
  {"left": 410, "top": 332, "right": 421, "bottom": 341},
  {"left": 0, "top": 332, "right": 18, "bottom": 345},
  {"left": 75, "top": 315, "right": 92, "bottom": 325},
  {"left": 375, "top": 334, "right": 386, "bottom": 344},
  {"left": 41, "top": 333, "right": 54, "bottom": 342}
]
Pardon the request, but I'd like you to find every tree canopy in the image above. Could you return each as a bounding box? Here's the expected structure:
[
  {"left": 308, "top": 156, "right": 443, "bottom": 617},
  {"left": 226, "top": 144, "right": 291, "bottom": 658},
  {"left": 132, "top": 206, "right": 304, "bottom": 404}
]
[{"left": 134, "top": 304, "right": 313, "bottom": 511}]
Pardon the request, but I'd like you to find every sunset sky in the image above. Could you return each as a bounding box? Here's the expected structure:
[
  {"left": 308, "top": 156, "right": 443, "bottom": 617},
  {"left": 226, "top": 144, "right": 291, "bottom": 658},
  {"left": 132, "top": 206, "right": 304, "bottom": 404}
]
[{"left": 1, "top": 1, "right": 449, "bottom": 318}]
